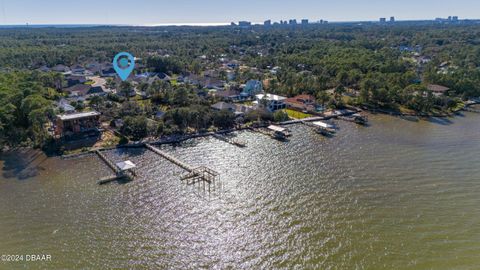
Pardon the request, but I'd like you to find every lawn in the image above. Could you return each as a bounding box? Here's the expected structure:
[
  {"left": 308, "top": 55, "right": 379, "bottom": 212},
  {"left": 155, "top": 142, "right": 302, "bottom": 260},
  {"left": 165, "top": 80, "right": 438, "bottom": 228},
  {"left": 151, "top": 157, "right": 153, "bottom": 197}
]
[{"left": 283, "top": 109, "right": 313, "bottom": 119}]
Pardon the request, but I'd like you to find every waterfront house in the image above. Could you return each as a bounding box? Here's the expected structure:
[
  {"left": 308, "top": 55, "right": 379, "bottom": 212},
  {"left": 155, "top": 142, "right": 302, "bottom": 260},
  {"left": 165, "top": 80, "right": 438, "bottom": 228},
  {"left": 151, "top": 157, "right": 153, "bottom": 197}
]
[
  {"left": 211, "top": 102, "right": 252, "bottom": 116},
  {"left": 55, "top": 111, "right": 101, "bottom": 138},
  {"left": 255, "top": 93, "right": 287, "bottom": 112},
  {"left": 427, "top": 84, "right": 450, "bottom": 96},
  {"left": 285, "top": 94, "right": 316, "bottom": 112}
]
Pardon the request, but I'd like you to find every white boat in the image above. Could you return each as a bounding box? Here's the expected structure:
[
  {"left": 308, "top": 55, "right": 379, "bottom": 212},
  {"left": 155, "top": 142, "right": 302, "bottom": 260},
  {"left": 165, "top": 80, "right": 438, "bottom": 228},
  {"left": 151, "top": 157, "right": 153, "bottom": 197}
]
[{"left": 311, "top": 121, "right": 336, "bottom": 136}]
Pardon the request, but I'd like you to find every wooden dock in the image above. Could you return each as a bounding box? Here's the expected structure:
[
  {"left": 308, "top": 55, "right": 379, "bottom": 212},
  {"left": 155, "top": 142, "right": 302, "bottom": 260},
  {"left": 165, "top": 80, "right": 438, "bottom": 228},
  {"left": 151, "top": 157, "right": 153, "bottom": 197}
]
[
  {"left": 145, "top": 143, "right": 194, "bottom": 171},
  {"left": 145, "top": 144, "right": 220, "bottom": 188},
  {"left": 95, "top": 150, "right": 135, "bottom": 184},
  {"left": 95, "top": 150, "right": 120, "bottom": 174}
]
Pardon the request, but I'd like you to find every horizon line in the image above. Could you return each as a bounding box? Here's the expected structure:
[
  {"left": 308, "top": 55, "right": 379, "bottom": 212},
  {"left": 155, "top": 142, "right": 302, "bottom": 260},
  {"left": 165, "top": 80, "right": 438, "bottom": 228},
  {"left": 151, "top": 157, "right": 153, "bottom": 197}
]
[{"left": 1, "top": 18, "right": 479, "bottom": 28}]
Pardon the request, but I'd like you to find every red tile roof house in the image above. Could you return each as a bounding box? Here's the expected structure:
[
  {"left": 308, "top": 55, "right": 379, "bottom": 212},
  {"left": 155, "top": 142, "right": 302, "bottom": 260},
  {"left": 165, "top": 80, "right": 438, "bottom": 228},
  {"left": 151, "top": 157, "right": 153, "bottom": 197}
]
[
  {"left": 427, "top": 84, "right": 450, "bottom": 97},
  {"left": 285, "top": 94, "right": 317, "bottom": 112}
]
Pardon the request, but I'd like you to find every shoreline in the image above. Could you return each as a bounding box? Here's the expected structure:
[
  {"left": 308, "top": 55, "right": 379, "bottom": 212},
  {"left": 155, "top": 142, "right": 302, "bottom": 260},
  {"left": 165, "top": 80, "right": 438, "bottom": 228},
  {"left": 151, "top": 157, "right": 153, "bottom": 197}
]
[{"left": 3, "top": 102, "right": 479, "bottom": 160}]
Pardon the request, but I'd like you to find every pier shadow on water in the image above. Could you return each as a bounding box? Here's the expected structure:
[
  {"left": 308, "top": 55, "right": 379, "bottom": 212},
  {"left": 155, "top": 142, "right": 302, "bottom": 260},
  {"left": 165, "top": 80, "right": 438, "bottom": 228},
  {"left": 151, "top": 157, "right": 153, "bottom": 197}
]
[
  {"left": 0, "top": 149, "right": 47, "bottom": 180},
  {"left": 425, "top": 117, "right": 454, "bottom": 126}
]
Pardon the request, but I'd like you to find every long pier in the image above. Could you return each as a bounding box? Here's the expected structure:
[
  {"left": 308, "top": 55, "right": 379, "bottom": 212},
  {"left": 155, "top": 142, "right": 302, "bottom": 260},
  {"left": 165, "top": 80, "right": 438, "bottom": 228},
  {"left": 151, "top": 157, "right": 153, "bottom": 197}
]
[
  {"left": 145, "top": 144, "right": 194, "bottom": 172},
  {"left": 95, "top": 150, "right": 120, "bottom": 174},
  {"left": 145, "top": 143, "right": 219, "bottom": 187}
]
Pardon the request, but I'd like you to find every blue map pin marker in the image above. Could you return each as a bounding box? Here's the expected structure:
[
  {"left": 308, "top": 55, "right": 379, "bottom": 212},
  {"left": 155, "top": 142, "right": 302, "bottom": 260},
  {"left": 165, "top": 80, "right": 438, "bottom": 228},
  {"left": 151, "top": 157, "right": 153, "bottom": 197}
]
[{"left": 113, "top": 52, "right": 135, "bottom": 81}]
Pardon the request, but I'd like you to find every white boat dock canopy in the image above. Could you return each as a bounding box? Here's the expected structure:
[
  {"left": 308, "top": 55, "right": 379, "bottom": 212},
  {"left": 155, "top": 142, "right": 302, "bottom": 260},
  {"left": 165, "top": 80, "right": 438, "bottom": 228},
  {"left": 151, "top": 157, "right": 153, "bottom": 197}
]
[
  {"left": 116, "top": 160, "right": 137, "bottom": 171},
  {"left": 267, "top": 125, "right": 286, "bottom": 132},
  {"left": 312, "top": 121, "right": 334, "bottom": 129}
]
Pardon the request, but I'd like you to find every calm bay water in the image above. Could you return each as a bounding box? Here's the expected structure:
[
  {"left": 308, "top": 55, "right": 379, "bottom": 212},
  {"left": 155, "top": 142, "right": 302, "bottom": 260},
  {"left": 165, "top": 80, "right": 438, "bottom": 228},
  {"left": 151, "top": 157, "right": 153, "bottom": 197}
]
[{"left": 1, "top": 111, "right": 480, "bottom": 269}]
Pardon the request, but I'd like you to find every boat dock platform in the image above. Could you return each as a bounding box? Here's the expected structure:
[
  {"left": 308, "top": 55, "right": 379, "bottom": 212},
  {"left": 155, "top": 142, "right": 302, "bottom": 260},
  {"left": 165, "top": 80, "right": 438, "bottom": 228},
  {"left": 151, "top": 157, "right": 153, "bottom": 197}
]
[{"left": 95, "top": 150, "right": 136, "bottom": 184}]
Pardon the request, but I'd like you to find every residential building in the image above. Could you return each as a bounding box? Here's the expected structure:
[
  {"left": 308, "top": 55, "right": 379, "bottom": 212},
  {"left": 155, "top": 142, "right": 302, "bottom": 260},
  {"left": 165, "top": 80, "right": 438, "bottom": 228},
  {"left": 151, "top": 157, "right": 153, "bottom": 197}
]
[
  {"left": 70, "top": 65, "right": 85, "bottom": 75},
  {"left": 211, "top": 102, "right": 252, "bottom": 116},
  {"left": 204, "top": 78, "right": 225, "bottom": 90},
  {"left": 85, "top": 62, "right": 103, "bottom": 74},
  {"left": 427, "top": 84, "right": 450, "bottom": 96},
  {"left": 255, "top": 93, "right": 287, "bottom": 111},
  {"left": 285, "top": 94, "right": 316, "bottom": 111},
  {"left": 55, "top": 111, "right": 101, "bottom": 138},
  {"left": 66, "top": 75, "right": 87, "bottom": 87},
  {"left": 213, "top": 89, "right": 242, "bottom": 101},
  {"left": 241, "top": 80, "right": 263, "bottom": 97},
  {"left": 65, "top": 84, "right": 106, "bottom": 97},
  {"left": 51, "top": 64, "right": 70, "bottom": 73},
  {"left": 100, "top": 64, "right": 116, "bottom": 77}
]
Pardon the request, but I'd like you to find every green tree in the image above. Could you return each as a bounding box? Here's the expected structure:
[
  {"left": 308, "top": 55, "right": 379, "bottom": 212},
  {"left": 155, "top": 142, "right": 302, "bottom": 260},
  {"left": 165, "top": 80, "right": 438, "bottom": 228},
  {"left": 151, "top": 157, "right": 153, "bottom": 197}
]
[
  {"left": 121, "top": 116, "right": 148, "bottom": 141},
  {"left": 273, "top": 110, "right": 289, "bottom": 122}
]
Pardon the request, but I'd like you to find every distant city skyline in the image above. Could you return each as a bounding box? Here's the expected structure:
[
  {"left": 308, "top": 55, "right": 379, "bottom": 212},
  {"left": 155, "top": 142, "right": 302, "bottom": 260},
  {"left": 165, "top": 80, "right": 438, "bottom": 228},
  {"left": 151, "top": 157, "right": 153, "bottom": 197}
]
[{"left": 0, "top": 0, "right": 479, "bottom": 25}]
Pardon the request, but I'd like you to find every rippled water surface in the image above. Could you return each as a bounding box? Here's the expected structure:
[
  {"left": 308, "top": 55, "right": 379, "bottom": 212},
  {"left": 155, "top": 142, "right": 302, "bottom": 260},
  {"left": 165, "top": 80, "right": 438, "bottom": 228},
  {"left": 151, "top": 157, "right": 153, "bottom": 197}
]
[{"left": 1, "top": 112, "right": 480, "bottom": 269}]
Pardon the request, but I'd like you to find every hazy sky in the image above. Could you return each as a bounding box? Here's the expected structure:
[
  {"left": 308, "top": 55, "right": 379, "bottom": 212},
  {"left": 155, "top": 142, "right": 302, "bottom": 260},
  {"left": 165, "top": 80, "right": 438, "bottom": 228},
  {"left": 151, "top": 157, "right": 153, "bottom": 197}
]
[{"left": 0, "top": 0, "right": 478, "bottom": 25}]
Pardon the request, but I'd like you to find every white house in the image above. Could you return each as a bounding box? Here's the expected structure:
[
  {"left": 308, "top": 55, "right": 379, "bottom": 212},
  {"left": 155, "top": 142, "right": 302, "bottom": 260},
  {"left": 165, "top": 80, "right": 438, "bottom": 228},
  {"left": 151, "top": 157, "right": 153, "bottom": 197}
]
[{"left": 255, "top": 93, "right": 287, "bottom": 112}]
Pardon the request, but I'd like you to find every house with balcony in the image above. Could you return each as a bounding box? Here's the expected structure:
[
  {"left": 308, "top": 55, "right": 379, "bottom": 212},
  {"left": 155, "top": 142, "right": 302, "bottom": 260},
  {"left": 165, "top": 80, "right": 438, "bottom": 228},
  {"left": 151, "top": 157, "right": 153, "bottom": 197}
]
[
  {"left": 254, "top": 93, "right": 287, "bottom": 112},
  {"left": 55, "top": 111, "right": 101, "bottom": 139}
]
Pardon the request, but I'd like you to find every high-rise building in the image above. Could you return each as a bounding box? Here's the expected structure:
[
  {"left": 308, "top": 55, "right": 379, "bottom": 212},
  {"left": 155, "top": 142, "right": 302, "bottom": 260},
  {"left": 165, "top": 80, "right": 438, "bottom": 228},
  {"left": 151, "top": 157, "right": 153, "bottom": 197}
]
[
  {"left": 264, "top": 20, "right": 272, "bottom": 26},
  {"left": 380, "top": 18, "right": 386, "bottom": 23},
  {"left": 452, "top": 16, "right": 459, "bottom": 22},
  {"left": 238, "top": 21, "right": 251, "bottom": 27},
  {"left": 301, "top": 19, "right": 309, "bottom": 25},
  {"left": 390, "top": 16, "right": 395, "bottom": 23},
  {"left": 289, "top": 19, "right": 298, "bottom": 25}
]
